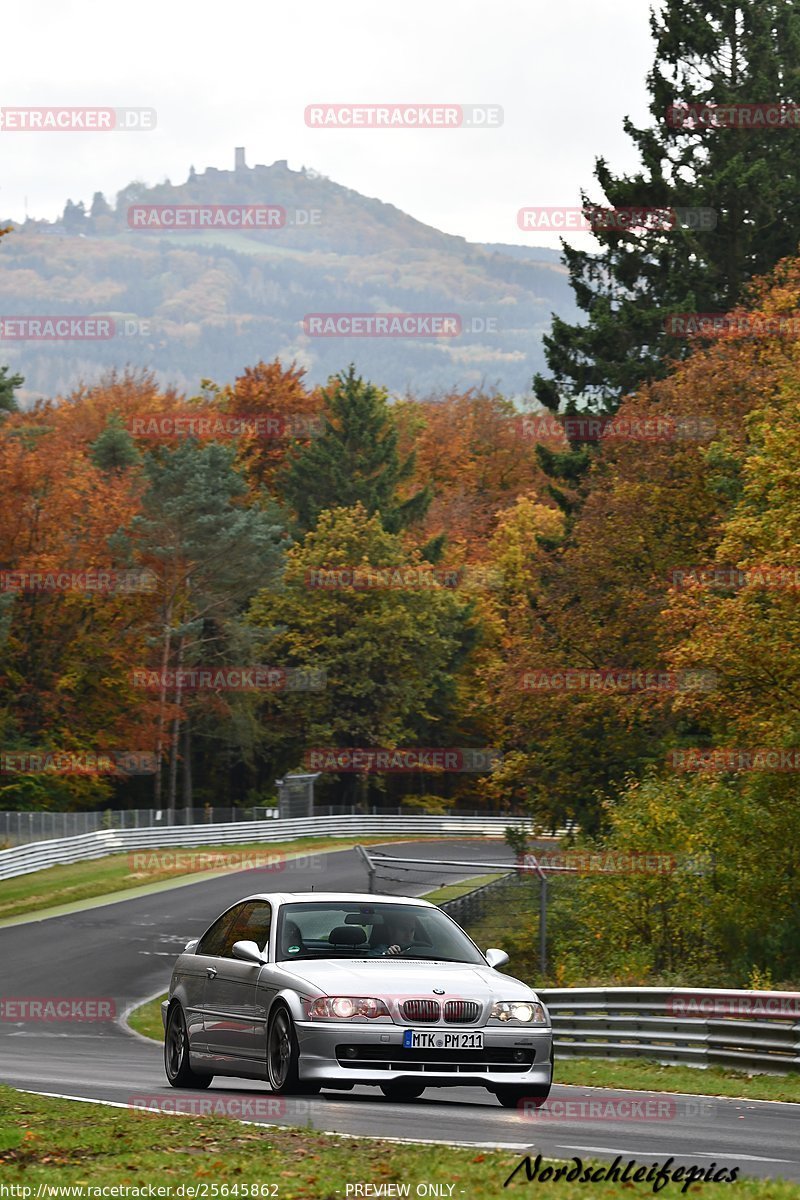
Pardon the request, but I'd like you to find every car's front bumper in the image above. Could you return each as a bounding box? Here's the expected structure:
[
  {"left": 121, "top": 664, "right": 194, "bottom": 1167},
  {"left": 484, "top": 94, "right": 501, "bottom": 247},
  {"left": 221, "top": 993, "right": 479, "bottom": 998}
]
[{"left": 295, "top": 1021, "right": 553, "bottom": 1088}]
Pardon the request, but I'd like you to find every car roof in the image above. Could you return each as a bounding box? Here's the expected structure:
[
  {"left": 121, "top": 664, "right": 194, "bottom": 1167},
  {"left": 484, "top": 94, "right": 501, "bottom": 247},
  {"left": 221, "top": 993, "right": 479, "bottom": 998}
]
[{"left": 233, "top": 892, "right": 437, "bottom": 908}]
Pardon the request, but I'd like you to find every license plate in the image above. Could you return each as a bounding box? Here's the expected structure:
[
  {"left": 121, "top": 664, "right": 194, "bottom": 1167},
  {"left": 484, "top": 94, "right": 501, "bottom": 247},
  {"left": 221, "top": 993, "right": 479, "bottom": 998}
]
[{"left": 403, "top": 1029, "right": 484, "bottom": 1050}]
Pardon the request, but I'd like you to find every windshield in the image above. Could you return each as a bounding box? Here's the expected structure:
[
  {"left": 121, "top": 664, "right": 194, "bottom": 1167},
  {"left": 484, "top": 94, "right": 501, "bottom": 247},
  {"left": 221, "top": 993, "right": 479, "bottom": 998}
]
[{"left": 275, "top": 901, "right": 485, "bottom": 964}]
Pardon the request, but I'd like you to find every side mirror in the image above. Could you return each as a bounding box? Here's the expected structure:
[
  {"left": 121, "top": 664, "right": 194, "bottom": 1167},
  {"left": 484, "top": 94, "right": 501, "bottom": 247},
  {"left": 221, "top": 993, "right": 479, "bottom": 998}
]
[
  {"left": 232, "top": 939, "right": 266, "bottom": 965},
  {"left": 184, "top": 939, "right": 199, "bottom": 953},
  {"left": 485, "top": 948, "right": 509, "bottom": 969}
]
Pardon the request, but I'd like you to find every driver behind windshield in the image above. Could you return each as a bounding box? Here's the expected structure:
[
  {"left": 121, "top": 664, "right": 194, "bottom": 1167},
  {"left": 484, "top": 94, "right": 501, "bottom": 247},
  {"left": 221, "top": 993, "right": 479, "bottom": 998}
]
[{"left": 369, "top": 912, "right": 418, "bottom": 957}]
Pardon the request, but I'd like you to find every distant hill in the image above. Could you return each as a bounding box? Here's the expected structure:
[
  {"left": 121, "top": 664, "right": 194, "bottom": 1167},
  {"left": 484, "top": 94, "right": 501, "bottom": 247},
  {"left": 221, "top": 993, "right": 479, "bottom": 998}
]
[
  {"left": 0, "top": 153, "right": 580, "bottom": 403},
  {"left": 479, "top": 243, "right": 566, "bottom": 265}
]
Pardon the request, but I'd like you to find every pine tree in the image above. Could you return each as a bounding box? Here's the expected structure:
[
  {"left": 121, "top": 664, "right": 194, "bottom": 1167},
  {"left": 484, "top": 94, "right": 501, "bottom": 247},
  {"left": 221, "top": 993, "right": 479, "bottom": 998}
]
[
  {"left": 61, "top": 199, "right": 87, "bottom": 232},
  {"left": 534, "top": 1, "right": 800, "bottom": 422},
  {"left": 0, "top": 366, "right": 23, "bottom": 414},
  {"left": 90, "top": 191, "right": 113, "bottom": 219},
  {"left": 89, "top": 413, "right": 140, "bottom": 471},
  {"left": 281, "top": 365, "right": 432, "bottom": 534}
]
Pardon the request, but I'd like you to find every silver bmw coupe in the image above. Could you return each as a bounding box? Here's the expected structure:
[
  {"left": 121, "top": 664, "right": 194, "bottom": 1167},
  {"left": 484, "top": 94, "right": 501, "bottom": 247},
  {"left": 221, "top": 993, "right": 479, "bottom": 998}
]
[{"left": 162, "top": 891, "right": 553, "bottom": 1107}]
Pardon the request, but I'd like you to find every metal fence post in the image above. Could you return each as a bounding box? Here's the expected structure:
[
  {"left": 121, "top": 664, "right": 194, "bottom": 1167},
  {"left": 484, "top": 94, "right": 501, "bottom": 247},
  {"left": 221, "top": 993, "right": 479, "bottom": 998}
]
[
  {"left": 540, "top": 875, "right": 548, "bottom": 978},
  {"left": 355, "top": 844, "right": 376, "bottom": 893}
]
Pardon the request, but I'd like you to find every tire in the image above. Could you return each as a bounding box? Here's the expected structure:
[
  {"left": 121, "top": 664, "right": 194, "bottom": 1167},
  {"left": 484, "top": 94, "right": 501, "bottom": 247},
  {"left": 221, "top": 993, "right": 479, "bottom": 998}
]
[
  {"left": 164, "top": 1003, "right": 213, "bottom": 1089},
  {"left": 380, "top": 1081, "right": 426, "bottom": 1102},
  {"left": 494, "top": 1083, "right": 550, "bottom": 1110},
  {"left": 266, "top": 1005, "right": 319, "bottom": 1095}
]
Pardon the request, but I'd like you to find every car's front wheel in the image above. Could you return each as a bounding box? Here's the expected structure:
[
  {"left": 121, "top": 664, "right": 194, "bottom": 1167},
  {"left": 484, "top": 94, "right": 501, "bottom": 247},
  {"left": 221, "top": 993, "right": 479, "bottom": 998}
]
[
  {"left": 380, "top": 1081, "right": 426, "bottom": 1102},
  {"left": 164, "top": 1003, "right": 213, "bottom": 1089},
  {"left": 266, "top": 1006, "right": 320, "bottom": 1095},
  {"left": 493, "top": 1083, "right": 550, "bottom": 1110}
]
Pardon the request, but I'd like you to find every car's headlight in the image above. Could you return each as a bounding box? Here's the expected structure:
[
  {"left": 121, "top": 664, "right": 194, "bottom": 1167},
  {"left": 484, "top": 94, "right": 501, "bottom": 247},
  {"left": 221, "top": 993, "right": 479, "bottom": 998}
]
[
  {"left": 307, "top": 996, "right": 391, "bottom": 1020},
  {"left": 490, "top": 1000, "right": 547, "bottom": 1023}
]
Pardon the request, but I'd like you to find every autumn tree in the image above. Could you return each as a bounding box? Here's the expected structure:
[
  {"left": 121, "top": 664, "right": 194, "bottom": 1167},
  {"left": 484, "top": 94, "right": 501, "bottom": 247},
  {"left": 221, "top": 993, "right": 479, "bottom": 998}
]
[
  {"left": 395, "top": 390, "right": 556, "bottom": 556},
  {"left": 480, "top": 259, "right": 800, "bottom": 830},
  {"left": 216, "top": 359, "right": 324, "bottom": 496},
  {"left": 665, "top": 352, "right": 800, "bottom": 749},
  {"left": 247, "top": 504, "right": 475, "bottom": 807},
  {"left": 0, "top": 391, "right": 159, "bottom": 809},
  {"left": 123, "top": 441, "right": 285, "bottom": 814},
  {"left": 546, "top": 772, "right": 800, "bottom": 985}
]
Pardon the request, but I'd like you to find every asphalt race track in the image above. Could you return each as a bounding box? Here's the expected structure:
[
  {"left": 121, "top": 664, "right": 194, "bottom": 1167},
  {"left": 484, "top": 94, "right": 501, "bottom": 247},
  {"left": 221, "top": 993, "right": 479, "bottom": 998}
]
[{"left": 1, "top": 840, "right": 798, "bottom": 1182}]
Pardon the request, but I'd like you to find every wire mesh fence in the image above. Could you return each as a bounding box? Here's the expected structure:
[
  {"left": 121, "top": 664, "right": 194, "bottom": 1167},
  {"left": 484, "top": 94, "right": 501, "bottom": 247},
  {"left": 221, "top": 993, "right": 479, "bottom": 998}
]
[{"left": 0, "top": 806, "right": 280, "bottom": 845}]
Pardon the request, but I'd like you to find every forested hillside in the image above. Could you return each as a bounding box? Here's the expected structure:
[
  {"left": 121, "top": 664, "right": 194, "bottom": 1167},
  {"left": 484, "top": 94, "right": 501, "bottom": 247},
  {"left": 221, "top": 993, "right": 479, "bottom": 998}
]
[{"left": 0, "top": 156, "right": 577, "bottom": 402}]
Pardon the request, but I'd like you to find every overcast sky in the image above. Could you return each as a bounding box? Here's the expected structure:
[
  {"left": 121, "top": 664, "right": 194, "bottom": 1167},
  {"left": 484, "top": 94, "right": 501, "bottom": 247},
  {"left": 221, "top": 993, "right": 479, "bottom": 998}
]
[{"left": 3, "top": 0, "right": 655, "bottom": 248}]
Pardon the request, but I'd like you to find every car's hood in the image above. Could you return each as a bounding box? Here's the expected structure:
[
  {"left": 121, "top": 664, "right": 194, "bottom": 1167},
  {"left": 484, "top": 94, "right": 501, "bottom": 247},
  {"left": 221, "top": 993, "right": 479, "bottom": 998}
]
[{"left": 276, "top": 957, "right": 539, "bottom": 1002}]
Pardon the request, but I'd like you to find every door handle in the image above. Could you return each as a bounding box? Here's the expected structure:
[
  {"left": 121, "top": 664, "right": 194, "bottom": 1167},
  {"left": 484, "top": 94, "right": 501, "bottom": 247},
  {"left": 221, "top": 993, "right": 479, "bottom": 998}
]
[{"left": 206, "top": 966, "right": 218, "bottom": 979}]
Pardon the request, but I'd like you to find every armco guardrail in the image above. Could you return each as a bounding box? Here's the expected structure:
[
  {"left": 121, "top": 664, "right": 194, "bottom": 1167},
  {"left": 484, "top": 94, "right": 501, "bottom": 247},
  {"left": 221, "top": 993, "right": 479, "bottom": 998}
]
[
  {"left": 538, "top": 987, "right": 800, "bottom": 1075},
  {"left": 0, "top": 805, "right": 535, "bottom": 846},
  {"left": 0, "top": 815, "right": 567, "bottom": 883}
]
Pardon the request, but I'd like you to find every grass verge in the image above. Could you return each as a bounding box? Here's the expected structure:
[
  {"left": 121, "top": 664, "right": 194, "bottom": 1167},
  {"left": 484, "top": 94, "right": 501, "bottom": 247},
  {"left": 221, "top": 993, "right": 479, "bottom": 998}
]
[
  {"left": 422, "top": 872, "right": 505, "bottom": 904},
  {"left": 1, "top": 1085, "right": 797, "bottom": 1196},
  {"left": 554, "top": 1056, "right": 800, "bottom": 1104},
  {"left": 0, "top": 836, "right": 395, "bottom": 921},
  {"left": 126, "top": 992, "right": 168, "bottom": 1041}
]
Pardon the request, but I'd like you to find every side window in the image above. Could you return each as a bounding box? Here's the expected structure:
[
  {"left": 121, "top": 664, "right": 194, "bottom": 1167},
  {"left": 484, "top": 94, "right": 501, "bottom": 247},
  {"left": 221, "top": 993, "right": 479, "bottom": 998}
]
[
  {"left": 219, "top": 900, "right": 272, "bottom": 958},
  {"left": 197, "top": 906, "right": 241, "bottom": 958}
]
